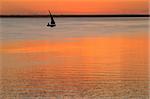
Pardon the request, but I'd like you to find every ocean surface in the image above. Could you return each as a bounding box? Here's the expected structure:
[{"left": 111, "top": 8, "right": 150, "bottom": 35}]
[{"left": 0, "top": 17, "right": 149, "bottom": 99}]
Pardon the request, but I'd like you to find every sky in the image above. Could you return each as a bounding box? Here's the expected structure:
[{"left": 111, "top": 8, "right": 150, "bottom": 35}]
[{"left": 1, "top": 0, "right": 149, "bottom": 15}]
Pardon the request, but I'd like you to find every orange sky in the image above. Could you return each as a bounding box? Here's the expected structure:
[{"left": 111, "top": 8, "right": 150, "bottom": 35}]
[{"left": 1, "top": 0, "right": 149, "bottom": 15}]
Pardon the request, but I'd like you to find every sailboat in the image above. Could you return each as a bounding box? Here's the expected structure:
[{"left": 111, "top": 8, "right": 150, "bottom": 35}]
[{"left": 47, "top": 11, "right": 56, "bottom": 27}]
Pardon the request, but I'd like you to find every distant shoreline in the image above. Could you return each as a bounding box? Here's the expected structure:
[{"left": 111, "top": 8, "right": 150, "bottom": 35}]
[{"left": 0, "top": 14, "right": 149, "bottom": 18}]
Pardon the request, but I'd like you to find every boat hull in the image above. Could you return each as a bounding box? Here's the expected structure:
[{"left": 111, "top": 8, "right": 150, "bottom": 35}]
[{"left": 47, "top": 24, "right": 56, "bottom": 27}]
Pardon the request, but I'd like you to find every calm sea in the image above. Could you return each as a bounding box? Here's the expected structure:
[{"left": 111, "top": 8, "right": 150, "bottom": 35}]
[{"left": 0, "top": 17, "right": 149, "bottom": 99}]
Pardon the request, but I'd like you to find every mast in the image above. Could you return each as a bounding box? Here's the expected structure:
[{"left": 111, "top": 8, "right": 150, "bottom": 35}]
[{"left": 49, "top": 10, "right": 55, "bottom": 24}]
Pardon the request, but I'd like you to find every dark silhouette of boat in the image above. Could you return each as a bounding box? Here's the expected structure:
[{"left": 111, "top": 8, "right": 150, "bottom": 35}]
[{"left": 47, "top": 10, "right": 56, "bottom": 27}]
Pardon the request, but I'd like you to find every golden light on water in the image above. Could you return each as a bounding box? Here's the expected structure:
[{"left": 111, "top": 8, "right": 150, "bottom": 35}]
[
  {"left": 0, "top": 12, "right": 149, "bottom": 98},
  {"left": 1, "top": 35, "right": 148, "bottom": 80}
]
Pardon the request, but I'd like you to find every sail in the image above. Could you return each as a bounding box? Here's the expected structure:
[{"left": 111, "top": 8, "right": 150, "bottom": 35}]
[{"left": 49, "top": 11, "right": 55, "bottom": 24}]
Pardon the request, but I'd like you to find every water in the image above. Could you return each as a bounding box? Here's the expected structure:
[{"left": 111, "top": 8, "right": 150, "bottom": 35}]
[{"left": 0, "top": 17, "right": 149, "bottom": 99}]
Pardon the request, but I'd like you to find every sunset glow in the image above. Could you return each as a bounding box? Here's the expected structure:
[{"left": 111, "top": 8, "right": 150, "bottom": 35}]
[
  {"left": 1, "top": 35, "right": 148, "bottom": 80},
  {"left": 1, "top": 0, "right": 149, "bottom": 15}
]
